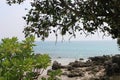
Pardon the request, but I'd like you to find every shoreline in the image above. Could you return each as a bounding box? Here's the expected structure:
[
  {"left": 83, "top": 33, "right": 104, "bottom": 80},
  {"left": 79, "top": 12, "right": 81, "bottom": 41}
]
[
  {"left": 51, "top": 57, "right": 105, "bottom": 80},
  {"left": 40, "top": 54, "right": 120, "bottom": 80},
  {"left": 52, "top": 58, "right": 77, "bottom": 65}
]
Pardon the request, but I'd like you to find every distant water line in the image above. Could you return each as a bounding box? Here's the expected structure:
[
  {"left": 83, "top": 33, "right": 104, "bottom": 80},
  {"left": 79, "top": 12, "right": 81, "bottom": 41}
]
[{"left": 34, "top": 40, "right": 120, "bottom": 59}]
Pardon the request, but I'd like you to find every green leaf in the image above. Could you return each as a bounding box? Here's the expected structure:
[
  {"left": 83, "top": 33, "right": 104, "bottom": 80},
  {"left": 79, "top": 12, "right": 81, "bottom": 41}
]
[{"left": 0, "top": 77, "right": 5, "bottom": 80}]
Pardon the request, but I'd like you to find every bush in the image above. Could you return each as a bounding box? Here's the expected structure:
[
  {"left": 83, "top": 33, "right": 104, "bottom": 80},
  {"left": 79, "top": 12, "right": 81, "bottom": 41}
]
[{"left": 0, "top": 36, "right": 51, "bottom": 80}]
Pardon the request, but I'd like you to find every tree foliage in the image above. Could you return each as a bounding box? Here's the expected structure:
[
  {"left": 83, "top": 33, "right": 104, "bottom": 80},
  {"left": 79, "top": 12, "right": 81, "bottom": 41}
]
[
  {"left": 0, "top": 36, "right": 51, "bottom": 80},
  {"left": 6, "top": 0, "right": 120, "bottom": 40}
]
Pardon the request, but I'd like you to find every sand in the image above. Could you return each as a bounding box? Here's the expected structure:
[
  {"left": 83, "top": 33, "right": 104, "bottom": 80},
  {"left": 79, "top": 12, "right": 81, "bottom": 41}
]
[
  {"left": 52, "top": 58, "right": 76, "bottom": 65},
  {"left": 39, "top": 58, "right": 105, "bottom": 80}
]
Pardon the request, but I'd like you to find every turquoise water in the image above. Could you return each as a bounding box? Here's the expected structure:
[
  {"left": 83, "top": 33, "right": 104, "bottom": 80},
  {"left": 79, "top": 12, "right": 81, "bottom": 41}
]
[{"left": 34, "top": 40, "right": 120, "bottom": 59}]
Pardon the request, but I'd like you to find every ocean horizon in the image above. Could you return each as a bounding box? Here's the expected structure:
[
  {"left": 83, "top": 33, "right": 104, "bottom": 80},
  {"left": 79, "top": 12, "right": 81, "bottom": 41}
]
[{"left": 34, "top": 40, "right": 120, "bottom": 59}]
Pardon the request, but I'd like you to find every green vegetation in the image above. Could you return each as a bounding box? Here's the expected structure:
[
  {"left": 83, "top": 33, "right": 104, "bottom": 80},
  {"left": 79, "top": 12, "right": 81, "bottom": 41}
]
[
  {"left": 0, "top": 36, "right": 51, "bottom": 80},
  {"left": 6, "top": 0, "right": 120, "bottom": 40},
  {"left": 47, "top": 69, "right": 62, "bottom": 80},
  {"left": 1, "top": 0, "right": 120, "bottom": 79},
  {"left": 41, "top": 69, "right": 62, "bottom": 80}
]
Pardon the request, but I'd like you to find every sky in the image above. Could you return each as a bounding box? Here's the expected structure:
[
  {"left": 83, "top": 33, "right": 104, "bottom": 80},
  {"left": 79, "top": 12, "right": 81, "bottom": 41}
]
[{"left": 0, "top": 0, "right": 114, "bottom": 41}]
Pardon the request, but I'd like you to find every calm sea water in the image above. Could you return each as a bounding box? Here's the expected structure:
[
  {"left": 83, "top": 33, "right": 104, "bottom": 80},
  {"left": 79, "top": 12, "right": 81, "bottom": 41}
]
[{"left": 34, "top": 40, "right": 120, "bottom": 59}]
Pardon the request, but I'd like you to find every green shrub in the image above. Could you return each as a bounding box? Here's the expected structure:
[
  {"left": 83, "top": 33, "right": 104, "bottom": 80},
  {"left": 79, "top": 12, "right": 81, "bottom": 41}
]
[
  {"left": 41, "top": 69, "right": 62, "bottom": 80},
  {"left": 0, "top": 36, "right": 51, "bottom": 80}
]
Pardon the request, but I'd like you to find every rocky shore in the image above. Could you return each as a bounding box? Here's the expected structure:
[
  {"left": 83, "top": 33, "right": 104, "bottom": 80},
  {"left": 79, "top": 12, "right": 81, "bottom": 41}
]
[{"left": 48, "top": 54, "right": 120, "bottom": 80}]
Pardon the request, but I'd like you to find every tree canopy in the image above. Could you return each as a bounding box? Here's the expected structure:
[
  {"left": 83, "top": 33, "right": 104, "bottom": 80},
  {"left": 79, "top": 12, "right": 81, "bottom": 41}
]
[{"left": 6, "top": 0, "right": 120, "bottom": 40}]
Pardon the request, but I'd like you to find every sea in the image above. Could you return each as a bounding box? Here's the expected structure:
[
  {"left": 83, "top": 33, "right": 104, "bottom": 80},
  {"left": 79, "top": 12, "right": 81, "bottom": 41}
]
[{"left": 34, "top": 40, "right": 120, "bottom": 59}]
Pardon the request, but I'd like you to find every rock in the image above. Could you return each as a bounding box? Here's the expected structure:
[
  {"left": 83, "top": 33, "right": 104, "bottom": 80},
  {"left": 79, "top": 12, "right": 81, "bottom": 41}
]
[
  {"left": 67, "top": 72, "right": 76, "bottom": 77},
  {"left": 69, "top": 60, "right": 91, "bottom": 68},
  {"left": 112, "top": 54, "right": 120, "bottom": 66},
  {"left": 79, "top": 58, "right": 84, "bottom": 61},
  {"left": 89, "top": 55, "right": 110, "bottom": 65},
  {"left": 52, "top": 61, "right": 61, "bottom": 70},
  {"left": 60, "top": 65, "right": 66, "bottom": 69},
  {"left": 85, "top": 61, "right": 93, "bottom": 67},
  {"left": 50, "top": 55, "right": 120, "bottom": 79},
  {"left": 57, "top": 56, "right": 61, "bottom": 58},
  {"left": 67, "top": 69, "right": 84, "bottom": 77},
  {"left": 104, "top": 55, "right": 120, "bottom": 76},
  {"left": 67, "top": 65, "right": 74, "bottom": 71},
  {"left": 69, "top": 60, "right": 80, "bottom": 67},
  {"left": 105, "top": 62, "right": 120, "bottom": 76},
  {"left": 112, "top": 63, "right": 120, "bottom": 73},
  {"left": 104, "top": 60, "right": 112, "bottom": 66}
]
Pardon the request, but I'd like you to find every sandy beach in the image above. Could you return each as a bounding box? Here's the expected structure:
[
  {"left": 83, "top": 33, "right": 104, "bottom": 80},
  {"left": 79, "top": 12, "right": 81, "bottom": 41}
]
[
  {"left": 52, "top": 58, "right": 77, "bottom": 65},
  {"left": 40, "top": 57, "right": 105, "bottom": 80},
  {"left": 41, "top": 58, "right": 76, "bottom": 75},
  {"left": 39, "top": 55, "right": 120, "bottom": 80}
]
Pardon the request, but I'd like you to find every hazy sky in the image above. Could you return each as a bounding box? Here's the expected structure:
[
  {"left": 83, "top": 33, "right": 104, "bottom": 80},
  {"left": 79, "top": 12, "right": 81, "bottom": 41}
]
[{"left": 0, "top": 0, "right": 114, "bottom": 41}]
